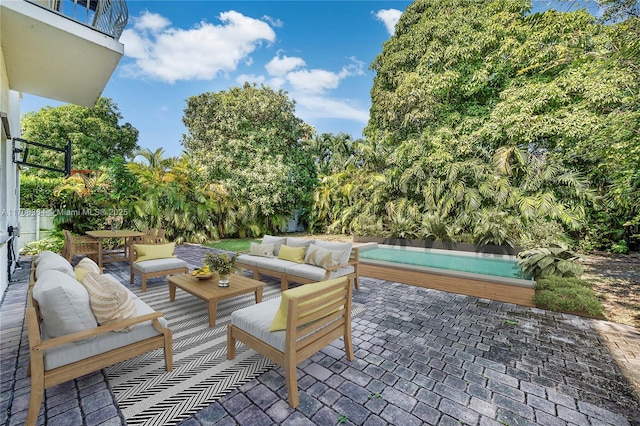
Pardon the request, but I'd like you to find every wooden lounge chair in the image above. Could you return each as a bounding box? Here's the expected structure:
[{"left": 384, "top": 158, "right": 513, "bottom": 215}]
[
  {"left": 227, "top": 277, "right": 354, "bottom": 408},
  {"left": 62, "top": 230, "right": 100, "bottom": 263}
]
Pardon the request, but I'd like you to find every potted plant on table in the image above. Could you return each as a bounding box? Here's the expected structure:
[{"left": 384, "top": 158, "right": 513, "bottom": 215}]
[{"left": 205, "top": 252, "right": 237, "bottom": 287}]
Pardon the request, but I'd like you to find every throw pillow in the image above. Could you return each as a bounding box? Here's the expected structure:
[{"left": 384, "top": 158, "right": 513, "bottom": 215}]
[
  {"left": 74, "top": 257, "right": 101, "bottom": 282},
  {"left": 277, "top": 245, "right": 306, "bottom": 264},
  {"left": 249, "top": 242, "right": 275, "bottom": 258},
  {"left": 82, "top": 272, "right": 137, "bottom": 332},
  {"left": 32, "top": 270, "right": 98, "bottom": 338},
  {"left": 304, "top": 244, "right": 342, "bottom": 269},
  {"left": 269, "top": 277, "right": 348, "bottom": 331},
  {"left": 313, "top": 240, "right": 353, "bottom": 266},
  {"left": 261, "top": 235, "right": 286, "bottom": 256},
  {"left": 134, "top": 242, "right": 176, "bottom": 263}
]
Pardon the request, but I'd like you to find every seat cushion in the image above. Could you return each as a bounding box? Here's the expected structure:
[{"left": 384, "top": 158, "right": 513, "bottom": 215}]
[
  {"left": 132, "top": 258, "right": 187, "bottom": 273},
  {"left": 284, "top": 263, "right": 328, "bottom": 282},
  {"left": 41, "top": 296, "right": 168, "bottom": 371},
  {"left": 33, "top": 270, "right": 98, "bottom": 338},
  {"left": 231, "top": 298, "right": 286, "bottom": 351},
  {"left": 251, "top": 257, "right": 296, "bottom": 273}
]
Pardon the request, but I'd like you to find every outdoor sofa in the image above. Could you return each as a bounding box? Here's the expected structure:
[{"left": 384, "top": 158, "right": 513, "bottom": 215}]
[
  {"left": 25, "top": 251, "right": 172, "bottom": 425},
  {"left": 236, "top": 235, "right": 359, "bottom": 291}
]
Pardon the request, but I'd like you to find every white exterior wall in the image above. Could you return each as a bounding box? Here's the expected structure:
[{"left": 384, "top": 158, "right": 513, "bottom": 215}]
[{"left": 0, "top": 44, "right": 21, "bottom": 296}]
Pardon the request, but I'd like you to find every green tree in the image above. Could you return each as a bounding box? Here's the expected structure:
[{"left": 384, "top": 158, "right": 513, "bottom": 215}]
[
  {"left": 182, "top": 83, "right": 317, "bottom": 234},
  {"left": 340, "top": 0, "right": 638, "bottom": 248},
  {"left": 20, "top": 98, "right": 139, "bottom": 177}
]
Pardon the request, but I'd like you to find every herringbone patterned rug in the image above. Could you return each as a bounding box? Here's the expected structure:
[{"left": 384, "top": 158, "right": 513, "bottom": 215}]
[{"left": 105, "top": 280, "right": 363, "bottom": 425}]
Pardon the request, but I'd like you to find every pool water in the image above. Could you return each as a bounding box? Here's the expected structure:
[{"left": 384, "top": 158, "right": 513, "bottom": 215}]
[{"left": 360, "top": 247, "right": 529, "bottom": 279}]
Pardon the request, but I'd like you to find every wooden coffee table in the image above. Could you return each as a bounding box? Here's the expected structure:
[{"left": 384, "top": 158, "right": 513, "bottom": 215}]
[{"left": 168, "top": 273, "right": 265, "bottom": 327}]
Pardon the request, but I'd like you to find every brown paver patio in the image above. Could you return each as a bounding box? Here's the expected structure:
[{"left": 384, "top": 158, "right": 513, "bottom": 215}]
[{"left": 1, "top": 244, "right": 639, "bottom": 425}]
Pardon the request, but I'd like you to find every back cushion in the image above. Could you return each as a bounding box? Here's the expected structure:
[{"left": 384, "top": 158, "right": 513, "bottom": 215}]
[
  {"left": 34, "top": 250, "right": 66, "bottom": 267},
  {"left": 32, "top": 270, "right": 98, "bottom": 338},
  {"left": 35, "top": 256, "right": 75, "bottom": 280},
  {"left": 261, "top": 235, "right": 286, "bottom": 256},
  {"left": 285, "top": 237, "right": 314, "bottom": 249}
]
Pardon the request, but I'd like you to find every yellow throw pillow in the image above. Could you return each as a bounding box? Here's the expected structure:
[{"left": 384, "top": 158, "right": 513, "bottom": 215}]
[
  {"left": 269, "top": 277, "right": 347, "bottom": 331},
  {"left": 134, "top": 242, "right": 176, "bottom": 263},
  {"left": 277, "top": 245, "right": 306, "bottom": 264}
]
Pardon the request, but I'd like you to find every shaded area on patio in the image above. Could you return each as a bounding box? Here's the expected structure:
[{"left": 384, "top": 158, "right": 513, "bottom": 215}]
[{"left": 1, "top": 244, "right": 639, "bottom": 425}]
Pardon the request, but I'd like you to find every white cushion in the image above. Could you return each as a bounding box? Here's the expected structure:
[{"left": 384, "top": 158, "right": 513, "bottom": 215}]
[
  {"left": 231, "top": 298, "right": 285, "bottom": 351},
  {"left": 252, "top": 257, "right": 295, "bottom": 273},
  {"left": 261, "top": 235, "right": 286, "bottom": 255},
  {"left": 35, "top": 250, "right": 66, "bottom": 267},
  {"left": 41, "top": 296, "right": 167, "bottom": 371},
  {"left": 32, "top": 270, "right": 98, "bottom": 338},
  {"left": 304, "top": 243, "right": 342, "bottom": 269},
  {"left": 249, "top": 242, "right": 275, "bottom": 258},
  {"left": 132, "top": 258, "right": 188, "bottom": 274},
  {"left": 35, "top": 256, "right": 75, "bottom": 280},
  {"left": 284, "top": 263, "right": 328, "bottom": 281},
  {"left": 313, "top": 241, "right": 352, "bottom": 265},
  {"left": 236, "top": 253, "right": 258, "bottom": 267},
  {"left": 285, "top": 237, "right": 314, "bottom": 249}
]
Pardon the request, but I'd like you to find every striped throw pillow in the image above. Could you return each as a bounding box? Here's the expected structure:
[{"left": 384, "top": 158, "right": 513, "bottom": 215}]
[{"left": 81, "top": 272, "right": 137, "bottom": 332}]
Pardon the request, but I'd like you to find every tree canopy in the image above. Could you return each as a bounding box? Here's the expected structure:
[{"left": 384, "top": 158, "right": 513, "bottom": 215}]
[
  {"left": 311, "top": 0, "right": 639, "bottom": 249},
  {"left": 20, "top": 98, "right": 139, "bottom": 177},
  {"left": 182, "top": 83, "right": 317, "bottom": 233}
]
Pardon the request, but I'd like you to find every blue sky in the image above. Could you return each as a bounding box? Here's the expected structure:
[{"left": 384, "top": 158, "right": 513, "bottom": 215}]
[{"left": 21, "top": 1, "right": 601, "bottom": 158}]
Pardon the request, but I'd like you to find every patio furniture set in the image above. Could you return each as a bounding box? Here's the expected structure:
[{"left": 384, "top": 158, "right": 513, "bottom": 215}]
[{"left": 24, "top": 232, "right": 360, "bottom": 424}]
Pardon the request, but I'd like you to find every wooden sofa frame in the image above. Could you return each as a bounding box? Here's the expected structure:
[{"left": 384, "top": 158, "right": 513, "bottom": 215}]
[
  {"left": 237, "top": 246, "right": 360, "bottom": 292},
  {"left": 26, "top": 281, "right": 173, "bottom": 424},
  {"left": 227, "top": 278, "right": 354, "bottom": 408}
]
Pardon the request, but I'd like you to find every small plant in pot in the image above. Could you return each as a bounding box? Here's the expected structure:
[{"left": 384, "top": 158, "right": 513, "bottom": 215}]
[{"left": 205, "top": 252, "right": 237, "bottom": 287}]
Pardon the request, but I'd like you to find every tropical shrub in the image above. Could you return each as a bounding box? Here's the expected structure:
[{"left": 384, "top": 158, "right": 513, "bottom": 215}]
[
  {"left": 534, "top": 276, "right": 603, "bottom": 317},
  {"left": 517, "top": 244, "right": 584, "bottom": 279},
  {"left": 19, "top": 232, "right": 64, "bottom": 255}
]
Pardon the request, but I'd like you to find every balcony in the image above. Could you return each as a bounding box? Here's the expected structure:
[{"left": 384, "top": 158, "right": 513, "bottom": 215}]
[{"left": 0, "top": 0, "right": 128, "bottom": 107}]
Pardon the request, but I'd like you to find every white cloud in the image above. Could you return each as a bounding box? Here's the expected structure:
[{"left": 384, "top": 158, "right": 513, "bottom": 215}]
[
  {"left": 262, "top": 15, "right": 284, "bottom": 28},
  {"left": 295, "top": 95, "right": 369, "bottom": 123},
  {"left": 265, "top": 54, "right": 306, "bottom": 76},
  {"left": 121, "top": 10, "right": 276, "bottom": 83},
  {"left": 285, "top": 60, "right": 364, "bottom": 94},
  {"left": 134, "top": 10, "right": 170, "bottom": 32},
  {"left": 374, "top": 9, "right": 403, "bottom": 35},
  {"left": 236, "top": 74, "right": 265, "bottom": 84}
]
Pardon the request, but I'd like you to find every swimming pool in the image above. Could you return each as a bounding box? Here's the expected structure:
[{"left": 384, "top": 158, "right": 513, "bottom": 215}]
[
  {"left": 360, "top": 246, "right": 528, "bottom": 279},
  {"left": 357, "top": 244, "right": 535, "bottom": 306}
]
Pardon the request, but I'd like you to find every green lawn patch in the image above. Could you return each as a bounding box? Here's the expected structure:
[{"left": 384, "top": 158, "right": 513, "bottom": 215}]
[
  {"left": 534, "top": 276, "right": 604, "bottom": 318},
  {"left": 203, "top": 238, "right": 260, "bottom": 252}
]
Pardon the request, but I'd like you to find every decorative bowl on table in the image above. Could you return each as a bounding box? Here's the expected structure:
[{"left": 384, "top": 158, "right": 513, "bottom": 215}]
[{"left": 192, "top": 267, "right": 213, "bottom": 280}]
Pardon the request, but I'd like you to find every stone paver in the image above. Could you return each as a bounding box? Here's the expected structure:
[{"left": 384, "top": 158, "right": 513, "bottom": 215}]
[{"left": 1, "top": 245, "right": 639, "bottom": 425}]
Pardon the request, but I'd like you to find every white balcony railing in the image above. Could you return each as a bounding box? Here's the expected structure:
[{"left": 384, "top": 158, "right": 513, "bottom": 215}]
[{"left": 28, "top": 0, "right": 128, "bottom": 39}]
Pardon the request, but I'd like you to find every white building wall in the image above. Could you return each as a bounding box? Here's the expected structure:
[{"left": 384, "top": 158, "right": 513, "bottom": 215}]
[{"left": 0, "top": 44, "right": 21, "bottom": 296}]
